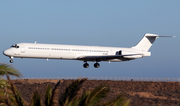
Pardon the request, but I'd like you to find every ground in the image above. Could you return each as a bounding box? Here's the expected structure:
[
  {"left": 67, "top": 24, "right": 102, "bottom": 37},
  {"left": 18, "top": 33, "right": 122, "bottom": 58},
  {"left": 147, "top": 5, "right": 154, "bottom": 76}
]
[{"left": 12, "top": 79, "right": 180, "bottom": 106}]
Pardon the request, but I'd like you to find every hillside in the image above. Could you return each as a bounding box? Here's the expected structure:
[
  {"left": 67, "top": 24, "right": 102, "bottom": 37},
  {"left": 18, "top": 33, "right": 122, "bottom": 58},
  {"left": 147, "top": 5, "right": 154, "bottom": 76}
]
[{"left": 12, "top": 79, "right": 180, "bottom": 106}]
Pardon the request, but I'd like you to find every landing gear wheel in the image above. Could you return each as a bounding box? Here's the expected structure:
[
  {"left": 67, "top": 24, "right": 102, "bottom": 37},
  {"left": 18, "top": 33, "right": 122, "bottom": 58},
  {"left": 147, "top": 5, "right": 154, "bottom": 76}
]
[
  {"left": 94, "top": 63, "right": 100, "bottom": 68},
  {"left": 83, "top": 63, "right": 89, "bottom": 68},
  {"left": 10, "top": 59, "right": 13, "bottom": 63}
]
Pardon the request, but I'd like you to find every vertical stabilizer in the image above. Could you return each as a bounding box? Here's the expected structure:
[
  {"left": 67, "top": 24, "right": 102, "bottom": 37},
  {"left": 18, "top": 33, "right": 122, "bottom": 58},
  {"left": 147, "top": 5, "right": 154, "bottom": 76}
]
[{"left": 132, "top": 33, "right": 174, "bottom": 51}]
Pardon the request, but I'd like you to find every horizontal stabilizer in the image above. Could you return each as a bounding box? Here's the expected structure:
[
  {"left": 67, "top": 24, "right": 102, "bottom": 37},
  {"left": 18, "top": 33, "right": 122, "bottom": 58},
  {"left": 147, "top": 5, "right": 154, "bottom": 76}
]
[
  {"left": 132, "top": 33, "right": 175, "bottom": 51},
  {"left": 146, "top": 35, "right": 176, "bottom": 38}
]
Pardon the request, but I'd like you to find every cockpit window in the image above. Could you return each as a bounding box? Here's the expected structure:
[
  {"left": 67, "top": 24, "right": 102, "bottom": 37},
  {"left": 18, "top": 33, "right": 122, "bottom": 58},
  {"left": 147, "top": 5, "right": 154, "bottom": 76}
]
[{"left": 11, "top": 44, "right": 19, "bottom": 48}]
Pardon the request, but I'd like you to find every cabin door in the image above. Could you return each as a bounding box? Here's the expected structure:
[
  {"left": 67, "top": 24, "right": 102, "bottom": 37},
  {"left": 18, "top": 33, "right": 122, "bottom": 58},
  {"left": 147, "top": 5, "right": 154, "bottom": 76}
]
[{"left": 21, "top": 44, "right": 25, "bottom": 53}]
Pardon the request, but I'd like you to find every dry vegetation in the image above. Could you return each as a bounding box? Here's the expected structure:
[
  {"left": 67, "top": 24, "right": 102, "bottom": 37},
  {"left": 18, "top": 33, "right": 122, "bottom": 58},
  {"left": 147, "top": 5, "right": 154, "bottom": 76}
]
[
  {"left": 1, "top": 63, "right": 180, "bottom": 106},
  {"left": 12, "top": 79, "right": 180, "bottom": 106}
]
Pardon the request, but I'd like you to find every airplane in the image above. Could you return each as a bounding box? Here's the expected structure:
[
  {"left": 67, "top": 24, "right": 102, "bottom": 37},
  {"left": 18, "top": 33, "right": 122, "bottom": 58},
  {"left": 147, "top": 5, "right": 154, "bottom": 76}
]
[{"left": 3, "top": 33, "right": 175, "bottom": 68}]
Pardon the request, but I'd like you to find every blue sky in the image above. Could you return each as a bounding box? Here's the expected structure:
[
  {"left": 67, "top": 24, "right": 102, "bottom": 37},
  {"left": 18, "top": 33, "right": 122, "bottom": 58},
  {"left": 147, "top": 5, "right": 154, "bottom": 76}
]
[{"left": 0, "top": 1, "right": 179, "bottom": 78}]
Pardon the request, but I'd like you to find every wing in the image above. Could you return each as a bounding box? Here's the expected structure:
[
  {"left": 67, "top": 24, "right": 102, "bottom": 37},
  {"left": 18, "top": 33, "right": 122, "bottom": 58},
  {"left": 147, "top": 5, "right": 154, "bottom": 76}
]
[{"left": 77, "top": 54, "right": 141, "bottom": 61}]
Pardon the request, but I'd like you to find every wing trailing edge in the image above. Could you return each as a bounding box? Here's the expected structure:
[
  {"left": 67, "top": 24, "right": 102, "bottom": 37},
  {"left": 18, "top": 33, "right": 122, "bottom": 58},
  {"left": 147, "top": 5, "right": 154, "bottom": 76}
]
[{"left": 77, "top": 54, "right": 142, "bottom": 61}]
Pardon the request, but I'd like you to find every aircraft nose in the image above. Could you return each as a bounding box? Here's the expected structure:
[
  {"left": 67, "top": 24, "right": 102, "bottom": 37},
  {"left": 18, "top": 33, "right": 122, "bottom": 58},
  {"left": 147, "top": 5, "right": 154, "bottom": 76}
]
[{"left": 3, "top": 49, "right": 12, "bottom": 56}]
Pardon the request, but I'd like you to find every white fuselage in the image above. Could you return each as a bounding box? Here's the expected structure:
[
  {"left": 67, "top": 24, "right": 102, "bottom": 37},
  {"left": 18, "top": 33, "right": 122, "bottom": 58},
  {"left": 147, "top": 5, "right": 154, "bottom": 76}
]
[
  {"left": 3, "top": 43, "right": 151, "bottom": 62},
  {"left": 3, "top": 33, "right": 174, "bottom": 68}
]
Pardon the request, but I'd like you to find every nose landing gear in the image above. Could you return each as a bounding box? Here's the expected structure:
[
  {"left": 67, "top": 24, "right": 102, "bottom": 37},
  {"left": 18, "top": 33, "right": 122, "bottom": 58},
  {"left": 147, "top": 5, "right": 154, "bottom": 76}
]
[
  {"left": 9, "top": 57, "right": 13, "bottom": 63},
  {"left": 10, "top": 59, "right": 13, "bottom": 63}
]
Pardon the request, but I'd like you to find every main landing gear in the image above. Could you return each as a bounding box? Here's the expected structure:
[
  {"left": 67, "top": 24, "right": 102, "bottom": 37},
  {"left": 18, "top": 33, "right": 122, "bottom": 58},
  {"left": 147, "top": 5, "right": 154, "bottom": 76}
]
[
  {"left": 83, "top": 62, "right": 89, "bottom": 68},
  {"left": 94, "top": 62, "right": 100, "bottom": 68},
  {"left": 83, "top": 62, "right": 100, "bottom": 68}
]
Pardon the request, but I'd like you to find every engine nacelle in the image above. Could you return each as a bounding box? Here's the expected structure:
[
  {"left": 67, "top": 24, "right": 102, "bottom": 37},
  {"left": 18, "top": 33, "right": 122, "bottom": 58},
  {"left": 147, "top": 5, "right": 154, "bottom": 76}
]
[{"left": 121, "top": 50, "right": 143, "bottom": 59}]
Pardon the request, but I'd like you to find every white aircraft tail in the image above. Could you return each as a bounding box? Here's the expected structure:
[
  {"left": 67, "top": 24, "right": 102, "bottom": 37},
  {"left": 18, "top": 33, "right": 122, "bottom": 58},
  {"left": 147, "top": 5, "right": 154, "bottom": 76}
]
[{"left": 132, "top": 33, "right": 175, "bottom": 51}]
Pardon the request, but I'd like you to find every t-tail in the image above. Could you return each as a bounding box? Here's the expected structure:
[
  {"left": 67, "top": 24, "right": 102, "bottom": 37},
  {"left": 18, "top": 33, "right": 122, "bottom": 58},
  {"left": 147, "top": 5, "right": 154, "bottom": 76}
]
[{"left": 132, "top": 33, "right": 175, "bottom": 51}]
